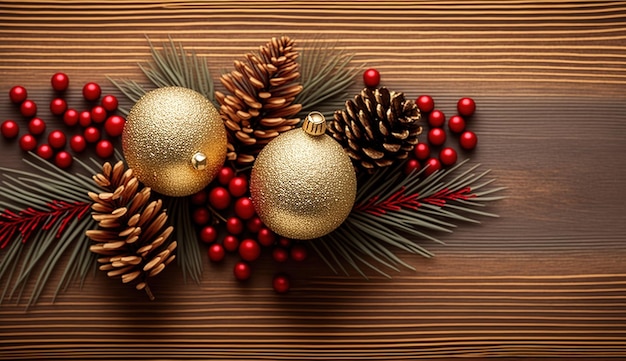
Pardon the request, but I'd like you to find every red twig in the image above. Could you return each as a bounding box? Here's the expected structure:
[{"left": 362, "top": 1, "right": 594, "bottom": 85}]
[
  {"left": 0, "top": 200, "right": 92, "bottom": 249},
  {"left": 354, "top": 186, "right": 475, "bottom": 216},
  {"left": 422, "top": 187, "right": 475, "bottom": 207}
]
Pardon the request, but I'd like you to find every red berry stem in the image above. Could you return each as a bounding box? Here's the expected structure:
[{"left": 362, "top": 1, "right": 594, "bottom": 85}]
[
  {"left": 353, "top": 186, "right": 421, "bottom": 216},
  {"left": 0, "top": 200, "right": 91, "bottom": 248},
  {"left": 422, "top": 187, "right": 476, "bottom": 207},
  {"left": 354, "top": 185, "right": 476, "bottom": 217}
]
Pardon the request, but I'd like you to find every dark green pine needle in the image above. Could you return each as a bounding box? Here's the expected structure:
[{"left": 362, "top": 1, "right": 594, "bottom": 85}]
[
  {"left": 109, "top": 35, "right": 216, "bottom": 115},
  {"left": 311, "top": 159, "right": 506, "bottom": 278},
  {"left": 0, "top": 153, "right": 102, "bottom": 308}
]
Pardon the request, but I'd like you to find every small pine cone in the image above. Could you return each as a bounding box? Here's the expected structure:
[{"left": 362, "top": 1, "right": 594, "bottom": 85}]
[
  {"left": 328, "top": 87, "right": 423, "bottom": 172},
  {"left": 215, "top": 35, "right": 303, "bottom": 164},
  {"left": 86, "top": 161, "right": 176, "bottom": 300}
]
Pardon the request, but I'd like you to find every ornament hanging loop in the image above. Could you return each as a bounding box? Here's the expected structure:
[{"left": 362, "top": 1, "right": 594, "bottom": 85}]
[{"left": 302, "top": 111, "right": 327, "bottom": 136}]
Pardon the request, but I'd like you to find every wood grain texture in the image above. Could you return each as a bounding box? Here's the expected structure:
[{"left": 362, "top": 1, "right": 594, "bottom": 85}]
[{"left": 1, "top": 1, "right": 625, "bottom": 360}]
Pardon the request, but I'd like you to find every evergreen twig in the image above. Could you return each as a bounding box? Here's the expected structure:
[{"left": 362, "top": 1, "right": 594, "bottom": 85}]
[
  {"left": 0, "top": 153, "right": 102, "bottom": 308},
  {"left": 313, "top": 159, "right": 505, "bottom": 277},
  {"left": 163, "top": 195, "right": 203, "bottom": 284},
  {"left": 295, "top": 39, "right": 364, "bottom": 119},
  {"left": 109, "top": 35, "right": 216, "bottom": 115}
]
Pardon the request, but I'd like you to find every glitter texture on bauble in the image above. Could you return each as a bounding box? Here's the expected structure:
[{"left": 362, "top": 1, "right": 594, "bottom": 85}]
[
  {"left": 250, "top": 112, "right": 357, "bottom": 240},
  {"left": 122, "top": 87, "right": 227, "bottom": 197}
]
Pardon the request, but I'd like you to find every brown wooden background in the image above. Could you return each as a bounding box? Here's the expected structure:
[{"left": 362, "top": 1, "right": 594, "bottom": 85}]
[{"left": 1, "top": 1, "right": 626, "bottom": 360}]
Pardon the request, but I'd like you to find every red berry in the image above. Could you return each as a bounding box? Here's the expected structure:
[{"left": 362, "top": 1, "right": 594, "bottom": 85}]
[
  {"left": 104, "top": 115, "right": 125, "bottom": 137},
  {"left": 427, "top": 128, "right": 446, "bottom": 146},
  {"left": 226, "top": 217, "right": 244, "bottom": 235},
  {"left": 20, "top": 100, "right": 37, "bottom": 118},
  {"left": 63, "top": 109, "right": 79, "bottom": 126},
  {"left": 457, "top": 97, "right": 476, "bottom": 117},
  {"left": 28, "top": 118, "right": 46, "bottom": 135},
  {"left": 217, "top": 167, "right": 235, "bottom": 185},
  {"left": 428, "top": 110, "right": 445, "bottom": 127},
  {"left": 223, "top": 235, "right": 239, "bottom": 252},
  {"left": 278, "top": 237, "right": 291, "bottom": 248},
  {"left": 459, "top": 131, "right": 478, "bottom": 150},
  {"left": 416, "top": 95, "right": 434, "bottom": 113},
  {"left": 49, "top": 98, "right": 67, "bottom": 116},
  {"left": 101, "top": 95, "right": 118, "bottom": 112},
  {"left": 36, "top": 144, "right": 54, "bottom": 159},
  {"left": 208, "top": 244, "right": 225, "bottom": 262},
  {"left": 257, "top": 227, "right": 276, "bottom": 247},
  {"left": 9, "top": 86, "right": 27, "bottom": 103},
  {"left": 1, "top": 120, "right": 19, "bottom": 139},
  {"left": 79, "top": 111, "right": 92, "bottom": 127},
  {"left": 19, "top": 134, "right": 37, "bottom": 151},
  {"left": 95, "top": 140, "right": 114, "bottom": 158},
  {"left": 84, "top": 127, "right": 100, "bottom": 143},
  {"left": 192, "top": 207, "right": 211, "bottom": 225},
  {"left": 272, "top": 274, "right": 290, "bottom": 293},
  {"left": 54, "top": 151, "right": 73, "bottom": 169},
  {"left": 414, "top": 143, "right": 430, "bottom": 160},
  {"left": 363, "top": 68, "right": 381, "bottom": 88},
  {"left": 424, "top": 157, "right": 441, "bottom": 176},
  {"left": 239, "top": 239, "right": 261, "bottom": 261},
  {"left": 228, "top": 176, "right": 248, "bottom": 197},
  {"left": 448, "top": 115, "right": 466, "bottom": 133},
  {"left": 234, "top": 197, "right": 255, "bottom": 220},
  {"left": 290, "top": 245, "right": 307, "bottom": 262},
  {"left": 48, "top": 130, "right": 66, "bottom": 149},
  {"left": 439, "top": 147, "right": 458, "bottom": 166},
  {"left": 200, "top": 225, "right": 218, "bottom": 244},
  {"left": 50, "top": 72, "right": 69, "bottom": 92},
  {"left": 209, "top": 186, "right": 231, "bottom": 210},
  {"left": 404, "top": 158, "right": 421, "bottom": 175},
  {"left": 69, "top": 134, "right": 87, "bottom": 153},
  {"left": 90, "top": 105, "right": 107, "bottom": 123},
  {"left": 190, "top": 190, "right": 207, "bottom": 205},
  {"left": 246, "top": 216, "right": 263, "bottom": 233},
  {"left": 82, "top": 82, "right": 101, "bottom": 101},
  {"left": 233, "top": 261, "right": 251, "bottom": 281},
  {"left": 272, "top": 248, "right": 289, "bottom": 263}
]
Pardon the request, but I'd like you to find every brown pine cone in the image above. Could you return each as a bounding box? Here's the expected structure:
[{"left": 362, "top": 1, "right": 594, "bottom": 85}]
[
  {"left": 86, "top": 161, "right": 176, "bottom": 300},
  {"left": 328, "top": 87, "right": 423, "bottom": 172},
  {"left": 215, "top": 35, "right": 303, "bottom": 165}
]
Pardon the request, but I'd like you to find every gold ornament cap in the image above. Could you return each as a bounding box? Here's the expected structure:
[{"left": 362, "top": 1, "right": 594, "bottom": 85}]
[{"left": 302, "top": 111, "right": 327, "bottom": 136}]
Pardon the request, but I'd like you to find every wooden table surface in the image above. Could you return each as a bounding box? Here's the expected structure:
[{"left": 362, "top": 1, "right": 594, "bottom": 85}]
[{"left": 1, "top": 1, "right": 626, "bottom": 360}]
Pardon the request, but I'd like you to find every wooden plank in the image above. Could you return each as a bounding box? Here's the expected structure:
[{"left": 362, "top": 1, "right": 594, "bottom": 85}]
[{"left": 1, "top": 1, "right": 625, "bottom": 360}]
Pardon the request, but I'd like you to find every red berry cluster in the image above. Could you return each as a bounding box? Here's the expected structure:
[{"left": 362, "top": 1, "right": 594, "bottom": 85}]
[
  {"left": 1, "top": 73, "right": 126, "bottom": 168},
  {"left": 191, "top": 166, "right": 306, "bottom": 293},
  {"left": 405, "top": 95, "right": 479, "bottom": 175}
]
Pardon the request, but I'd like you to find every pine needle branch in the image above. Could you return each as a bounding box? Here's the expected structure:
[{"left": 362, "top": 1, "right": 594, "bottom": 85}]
[
  {"left": 163, "top": 195, "right": 203, "bottom": 284},
  {"left": 312, "top": 159, "right": 505, "bottom": 277},
  {"left": 295, "top": 39, "right": 364, "bottom": 119},
  {"left": 0, "top": 153, "right": 103, "bottom": 308},
  {"left": 109, "top": 35, "right": 216, "bottom": 115}
]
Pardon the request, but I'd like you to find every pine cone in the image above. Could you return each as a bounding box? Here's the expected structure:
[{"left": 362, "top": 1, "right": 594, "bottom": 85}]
[
  {"left": 328, "top": 87, "right": 423, "bottom": 172},
  {"left": 215, "top": 35, "right": 303, "bottom": 165},
  {"left": 86, "top": 161, "right": 176, "bottom": 300}
]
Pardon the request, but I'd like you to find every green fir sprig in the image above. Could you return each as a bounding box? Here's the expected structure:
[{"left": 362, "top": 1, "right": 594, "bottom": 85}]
[
  {"left": 162, "top": 195, "right": 203, "bottom": 284},
  {"left": 295, "top": 39, "right": 364, "bottom": 119},
  {"left": 313, "top": 159, "right": 506, "bottom": 278},
  {"left": 109, "top": 35, "right": 216, "bottom": 114},
  {"left": 0, "top": 154, "right": 105, "bottom": 308},
  {"left": 109, "top": 36, "right": 362, "bottom": 119}
]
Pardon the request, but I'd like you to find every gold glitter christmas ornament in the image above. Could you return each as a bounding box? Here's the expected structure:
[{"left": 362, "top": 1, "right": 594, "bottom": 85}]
[
  {"left": 250, "top": 112, "right": 357, "bottom": 240},
  {"left": 122, "top": 87, "right": 227, "bottom": 197}
]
